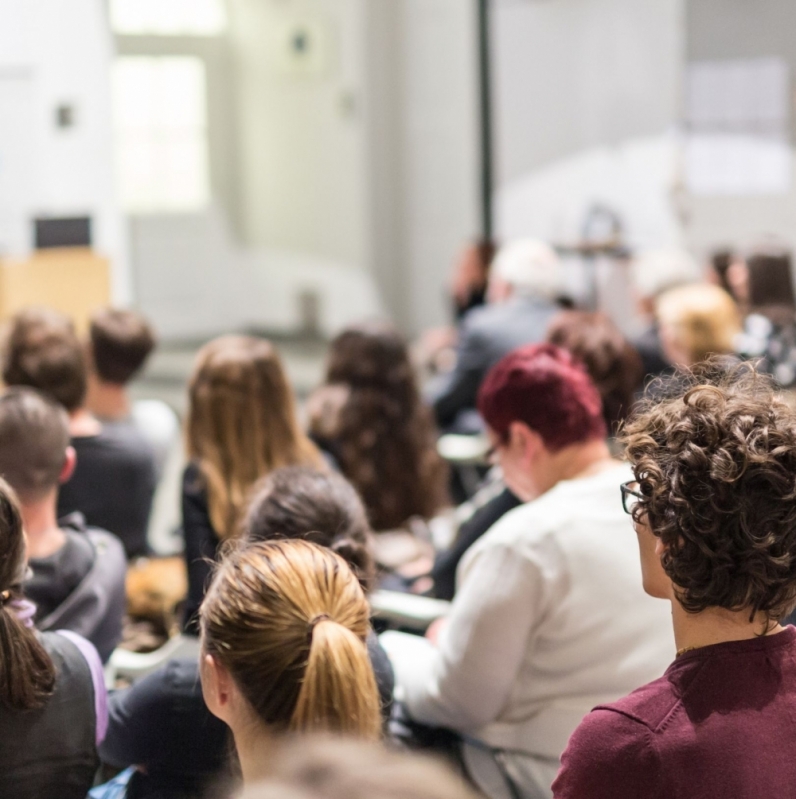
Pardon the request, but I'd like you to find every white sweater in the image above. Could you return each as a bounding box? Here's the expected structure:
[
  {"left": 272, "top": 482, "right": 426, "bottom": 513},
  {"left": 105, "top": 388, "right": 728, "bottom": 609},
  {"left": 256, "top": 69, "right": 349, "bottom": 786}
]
[{"left": 391, "top": 463, "right": 674, "bottom": 773}]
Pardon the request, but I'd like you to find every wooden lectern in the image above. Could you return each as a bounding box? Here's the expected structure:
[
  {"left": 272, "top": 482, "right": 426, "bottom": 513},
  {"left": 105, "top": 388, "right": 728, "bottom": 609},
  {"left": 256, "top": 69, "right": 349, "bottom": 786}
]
[{"left": 0, "top": 248, "right": 111, "bottom": 332}]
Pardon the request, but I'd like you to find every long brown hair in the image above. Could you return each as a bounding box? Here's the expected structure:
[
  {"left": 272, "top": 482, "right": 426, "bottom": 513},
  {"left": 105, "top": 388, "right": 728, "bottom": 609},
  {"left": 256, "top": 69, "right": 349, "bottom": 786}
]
[
  {"left": 201, "top": 540, "right": 381, "bottom": 739},
  {"left": 310, "top": 322, "right": 448, "bottom": 531},
  {"left": 0, "top": 478, "right": 56, "bottom": 709},
  {"left": 187, "top": 336, "right": 323, "bottom": 539}
]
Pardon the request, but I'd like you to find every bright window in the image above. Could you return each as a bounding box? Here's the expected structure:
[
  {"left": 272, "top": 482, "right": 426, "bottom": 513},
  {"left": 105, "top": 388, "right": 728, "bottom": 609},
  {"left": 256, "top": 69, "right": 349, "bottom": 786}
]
[
  {"left": 109, "top": 0, "right": 227, "bottom": 36},
  {"left": 112, "top": 56, "right": 210, "bottom": 213}
]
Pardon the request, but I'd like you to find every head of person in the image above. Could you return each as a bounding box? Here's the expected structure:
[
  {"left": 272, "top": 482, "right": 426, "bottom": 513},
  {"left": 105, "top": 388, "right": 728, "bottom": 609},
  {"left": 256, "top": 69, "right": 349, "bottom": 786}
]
[
  {"left": 477, "top": 344, "right": 607, "bottom": 502},
  {"left": 0, "top": 477, "right": 56, "bottom": 709},
  {"left": 241, "top": 736, "right": 478, "bottom": 799},
  {"left": 655, "top": 283, "right": 741, "bottom": 367},
  {"left": 2, "top": 308, "right": 87, "bottom": 413},
  {"left": 0, "top": 388, "right": 75, "bottom": 507},
  {"left": 320, "top": 322, "right": 446, "bottom": 530},
  {"left": 243, "top": 466, "right": 375, "bottom": 591},
  {"left": 89, "top": 307, "right": 156, "bottom": 386},
  {"left": 546, "top": 311, "right": 643, "bottom": 433},
  {"left": 631, "top": 248, "right": 701, "bottom": 317},
  {"left": 487, "top": 239, "right": 562, "bottom": 305},
  {"left": 621, "top": 362, "right": 796, "bottom": 626},
  {"left": 710, "top": 248, "right": 735, "bottom": 297},
  {"left": 200, "top": 540, "right": 381, "bottom": 752},
  {"left": 728, "top": 245, "right": 796, "bottom": 325},
  {"left": 188, "top": 335, "right": 322, "bottom": 539}
]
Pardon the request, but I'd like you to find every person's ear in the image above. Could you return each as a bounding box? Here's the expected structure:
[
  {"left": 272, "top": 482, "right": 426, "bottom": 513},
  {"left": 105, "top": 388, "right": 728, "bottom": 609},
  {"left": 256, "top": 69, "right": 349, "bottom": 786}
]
[
  {"left": 59, "top": 447, "right": 77, "bottom": 485},
  {"left": 201, "top": 653, "right": 236, "bottom": 724},
  {"left": 507, "top": 421, "right": 543, "bottom": 466}
]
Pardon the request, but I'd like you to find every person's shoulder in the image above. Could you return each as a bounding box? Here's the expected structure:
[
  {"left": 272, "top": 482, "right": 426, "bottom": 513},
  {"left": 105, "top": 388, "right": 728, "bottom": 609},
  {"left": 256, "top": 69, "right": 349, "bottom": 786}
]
[
  {"left": 594, "top": 671, "right": 681, "bottom": 732},
  {"left": 554, "top": 704, "right": 659, "bottom": 799}
]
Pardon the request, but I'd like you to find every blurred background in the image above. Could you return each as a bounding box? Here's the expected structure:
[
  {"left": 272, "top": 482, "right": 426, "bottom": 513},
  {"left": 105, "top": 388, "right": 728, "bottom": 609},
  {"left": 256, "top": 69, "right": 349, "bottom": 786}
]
[{"left": 1, "top": 0, "right": 795, "bottom": 398}]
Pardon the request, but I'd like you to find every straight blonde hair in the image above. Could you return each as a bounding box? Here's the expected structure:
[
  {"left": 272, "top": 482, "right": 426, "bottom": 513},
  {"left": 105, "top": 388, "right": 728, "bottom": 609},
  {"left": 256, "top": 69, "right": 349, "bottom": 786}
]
[
  {"left": 201, "top": 540, "right": 382, "bottom": 739},
  {"left": 187, "top": 336, "right": 323, "bottom": 539}
]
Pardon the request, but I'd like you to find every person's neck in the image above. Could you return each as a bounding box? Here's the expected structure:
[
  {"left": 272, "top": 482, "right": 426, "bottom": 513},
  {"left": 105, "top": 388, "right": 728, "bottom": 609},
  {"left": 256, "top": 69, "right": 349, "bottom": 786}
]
[
  {"left": 671, "top": 600, "right": 786, "bottom": 655},
  {"left": 21, "top": 494, "right": 66, "bottom": 559},
  {"left": 552, "top": 439, "right": 616, "bottom": 483},
  {"left": 234, "top": 725, "right": 273, "bottom": 786},
  {"left": 86, "top": 380, "right": 130, "bottom": 422},
  {"left": 68, "top": 407, "right": 102, "bottom": 438}
]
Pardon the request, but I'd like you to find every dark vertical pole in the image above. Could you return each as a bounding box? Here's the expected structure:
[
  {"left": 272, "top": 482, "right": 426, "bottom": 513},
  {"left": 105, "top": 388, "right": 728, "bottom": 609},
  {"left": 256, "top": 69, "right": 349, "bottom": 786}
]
[{"left": 477, "top": 0, "right": 494, "bottom": 241}]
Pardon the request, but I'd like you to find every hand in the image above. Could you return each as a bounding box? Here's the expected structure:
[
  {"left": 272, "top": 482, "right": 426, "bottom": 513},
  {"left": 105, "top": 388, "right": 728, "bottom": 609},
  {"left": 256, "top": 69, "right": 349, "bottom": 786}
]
[{"left": 425, "top": 616, "right": 448, "bottom": 646}]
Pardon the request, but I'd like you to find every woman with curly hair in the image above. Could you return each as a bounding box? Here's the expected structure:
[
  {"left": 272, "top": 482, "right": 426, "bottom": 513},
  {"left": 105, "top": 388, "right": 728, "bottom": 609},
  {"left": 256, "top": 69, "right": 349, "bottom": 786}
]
[
  {"left": 308, "top": 322, "right": 448, "bottom": 532},
  {"left": 553, "top": 361, "right": 796, "bottom": 798}
]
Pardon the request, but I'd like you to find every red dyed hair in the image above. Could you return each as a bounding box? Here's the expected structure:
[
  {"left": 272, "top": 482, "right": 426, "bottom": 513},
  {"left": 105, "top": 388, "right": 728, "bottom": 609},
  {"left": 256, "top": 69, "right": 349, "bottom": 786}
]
[{"left": 477, "top": 344, "right": 606, "bottom": 451}]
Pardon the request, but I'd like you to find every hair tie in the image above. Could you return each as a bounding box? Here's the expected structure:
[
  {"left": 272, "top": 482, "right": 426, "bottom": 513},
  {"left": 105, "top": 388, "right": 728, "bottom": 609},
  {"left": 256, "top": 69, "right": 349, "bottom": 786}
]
[{"left": 307, "top": 613, "right": 331, "bottom": 644}]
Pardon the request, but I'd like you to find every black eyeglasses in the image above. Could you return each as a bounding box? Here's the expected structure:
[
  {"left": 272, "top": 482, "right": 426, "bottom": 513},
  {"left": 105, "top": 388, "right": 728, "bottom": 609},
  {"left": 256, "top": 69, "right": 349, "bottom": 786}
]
[{"left": 620, "top": 481, "right": 644, "bottom": 515}]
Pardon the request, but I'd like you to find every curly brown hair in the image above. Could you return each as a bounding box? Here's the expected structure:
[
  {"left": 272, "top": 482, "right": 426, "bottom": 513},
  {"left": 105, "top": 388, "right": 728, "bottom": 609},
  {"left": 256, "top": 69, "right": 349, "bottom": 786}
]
[
  {"left": 309, "top": 322, "right": 448, "bottom": 531},
  {"left": 621, "top": 360, "right": 796, "bottom": 623}
]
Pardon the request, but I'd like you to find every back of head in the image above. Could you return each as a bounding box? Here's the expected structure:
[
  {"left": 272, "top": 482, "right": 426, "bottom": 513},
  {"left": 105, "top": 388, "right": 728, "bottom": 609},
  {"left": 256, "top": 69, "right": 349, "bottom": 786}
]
[
  {"left": 201, "top": 539, "right": 381, "bottom": 739},
  {"left": 243, "top": 466, "right": 375, "bottom": 591},
  {"left": 322, "top": 322, "right": 446, "bottom": 530},
  {"left": 0, "top": 388, "right": 70, "bottom": 504},
  {"left": 0, "top": 478, "right": 56, "bottom": 709},
  {"left": 188, "top": 335, "right": 321, "bottom": 538},
  {"left": 242, "top": 736, "right": 478, "bottom": 799},
  {"left": 2, "top": 308, "right": 86, "bottom": 412},
  {"left": 477, "top": 343, "right": 606, "bottom": 449},
  {"left": 745, "top": 245, "right": 796, "bottom": 316},
  {"left": 326, "top": 322, "right": 414, "bottom": 399},
  {"left": 489, "top": 239, "right": 562, "bottom": 302},
  {"left": 631, "top": 248, "right": 701, "bottom": 300},
  {"left": 90, "top": 307, "right": 156, "bottom": 385},
  {"left": 623, "top": 361, "right": 796, "bottom": 623},
  {"left": 656, "top": 283, "right": 741, "bottom": 365},
  {"left": 546, "top": 311, "right": 643, "bottom": 431}
]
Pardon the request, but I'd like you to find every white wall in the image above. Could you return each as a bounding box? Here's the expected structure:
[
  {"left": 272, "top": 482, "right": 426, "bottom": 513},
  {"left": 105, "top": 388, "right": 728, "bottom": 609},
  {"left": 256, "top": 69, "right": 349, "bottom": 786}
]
[
  {"left": 492, "top": 0, "right": 685, "bottom": 253},
  {"left": 0, "top": 0, "right": 129, "bottom": 301}
]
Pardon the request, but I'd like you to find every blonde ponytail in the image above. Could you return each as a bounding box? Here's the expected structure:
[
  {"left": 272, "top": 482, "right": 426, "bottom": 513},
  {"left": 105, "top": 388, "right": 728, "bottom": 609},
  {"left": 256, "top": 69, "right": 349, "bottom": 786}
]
[
  {"left": 292, "top": 618, "right": 381, "bottom": 739},
  {"left": 201, "top": 540, "right": 382, "bottom": 739}
]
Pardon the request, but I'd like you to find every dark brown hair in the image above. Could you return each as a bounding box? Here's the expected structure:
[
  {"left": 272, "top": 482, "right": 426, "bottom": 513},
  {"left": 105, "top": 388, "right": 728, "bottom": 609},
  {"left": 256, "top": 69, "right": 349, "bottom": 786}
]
[
  {"left": 622, "top": 360, "right": 796, "bottom": 622},
  {"left": 242, "top": 736, "right": 479, "bottom": 799},
  {"left": 0, "top": 388, "right": 70, "bottom": 503},
  {"left": 0, "top": 478, "right": 56, "bottom": 709},
  {"left": 311, "top": 322, "right": 448, "bottom": 531},
  {"left": 2, "top": 308, "right": 87, "bottom": 412},
  {"left": 746, "top": 247, "right": 796, "bottom": 325},
  {"left": 243, "top": 467, "right": 375, "bottom": 592},
  {"left": 546, "top": 311, "right": 643, "bottom": 432},
  {"left": 90, "top": 307, "right": 156, "bottom": 384},
  {"left": 201, "top": 540, "right": 381, "bottom": 739},
  {"left": 188, "top": 335, "right": 323, "bottom": 539}
]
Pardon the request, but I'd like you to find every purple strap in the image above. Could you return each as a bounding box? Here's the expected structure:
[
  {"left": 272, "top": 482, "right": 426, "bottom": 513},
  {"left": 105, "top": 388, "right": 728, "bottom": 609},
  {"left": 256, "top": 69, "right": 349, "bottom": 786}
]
[{"left": 54, "top": 630, "right": 109, "bottom": 746}]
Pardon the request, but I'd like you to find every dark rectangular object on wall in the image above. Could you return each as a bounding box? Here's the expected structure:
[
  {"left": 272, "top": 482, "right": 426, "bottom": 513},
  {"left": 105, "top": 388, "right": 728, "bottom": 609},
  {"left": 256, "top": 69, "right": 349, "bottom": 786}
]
[{"left": 34, "top": 216, "right": 92, "bottom": 249}]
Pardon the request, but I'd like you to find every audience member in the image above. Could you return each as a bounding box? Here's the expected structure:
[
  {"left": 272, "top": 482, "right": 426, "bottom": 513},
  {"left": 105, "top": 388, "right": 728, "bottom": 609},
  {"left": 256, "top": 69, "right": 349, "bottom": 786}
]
[
  {"left": 385, "top": 345, "right": 673, "bottom": 799},
  {"left": 546, "top": 310, "right": 643, "bottom": 434},
  {"left": 450, "top": 239, "right": 497, "bottom": 320},
  {"left": 0, "top": 476, "right": 106, "bottom": 799},
  {"left": 2, "top": 308, "right": 157, "bottom": 558},
  {"left": 732, "top": 246, "right": 796, "bottom": 386},
  {"left": 308, "top": 322, "right": 448, "bottom": 533},
  {"left": 201, "top": 540, "right": 381, "bottom": 788},
  {"left": 554, "top": 362, "right": 796, "bottom": 798},
  {"left": 0, "top": 388, "right": 126, "bottom": 662},
  {"left": 432, "top": 312, "right": 644, "bottom": 601},
  {"left": 243, "top": 736, "right": 478, "bottom": 799},
  {"left": 87, "top": 307, "right": 180, "bottom": 477},
  {"left": 427, "top": 239, "right": 563, "bottom": 432},
  {"left": 182, "top": 335, "right": 323, "bottom": 631},
  {"left": 630, "top": 248, "right": 701, "bottom": 378},
  {"left": 100, "top": 466, "right": 393, "bottom": 799},
  {"left": 655, "top": 283, "right": 740, "bottom": 368},
  {"left": 243, "top": 466, "right": 393, "bottom": 714}
]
